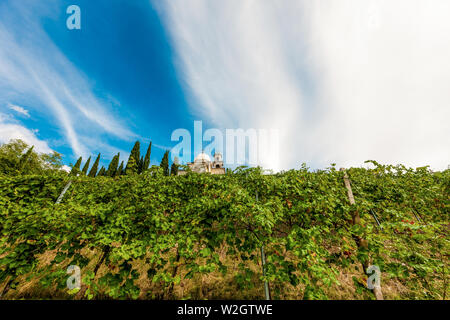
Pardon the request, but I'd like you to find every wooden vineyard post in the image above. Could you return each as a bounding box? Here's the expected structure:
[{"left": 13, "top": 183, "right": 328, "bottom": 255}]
[
  {"left": 260, "top": 245, "right": 271, "bottom": 300},
  {"left": 340, "top": 169, "right": 384, "bottom": 300},
  {"left": 1, "top": 180, "right": 74, "bottom": 298},
  {"left": 256, "top": 190, "right": 271, "bottom": 300}
]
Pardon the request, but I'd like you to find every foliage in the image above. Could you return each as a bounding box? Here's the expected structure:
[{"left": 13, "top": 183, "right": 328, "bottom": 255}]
[
  {"left": 0, "top": 163, "right": 448, "bottom": 300},
  {"left": 126, "top": 141, "right": 140, "bottom": 174},
  {"left": 81, "top": 157, "right": 91, "bottom": 176},
  {"left": 125, "top": 156, "right": 137, "bottom": 175},
  {"left": 97, "top": 166, "right": 106, "bottom": 177},
  {"left": 106, "top": 153, "right": 120, "bottom": 177},
  {"left": 88, "top": 154, "right": 100, "bottom": 178},
  {"left": 143, "top": 142, "right": 152, "bottom": 173},
  {"left": 118, "top": 161, "right": 124, "bottom": 176},
  {"left": 70, "top": 157, "right": 82, "bottom": 176},
  {"left": 160, "top": 150, "right": 169, "bottom": 176},
  {"left": 18, "top": 146, "right": 34, "bottom": 173},
  {"left": 0, "top": 139, "right": 63, "bottom": 175},
  {"left": 170, "top": 162, "right": 178, "bottom": 176}
]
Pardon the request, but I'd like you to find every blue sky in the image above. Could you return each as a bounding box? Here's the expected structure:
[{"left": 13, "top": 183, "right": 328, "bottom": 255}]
[
  {"left": 0, "top": 0, "right": 197, "bottom": 168},
  {"left": 0, "top": 1, "right": 449, "bottom": 171}
]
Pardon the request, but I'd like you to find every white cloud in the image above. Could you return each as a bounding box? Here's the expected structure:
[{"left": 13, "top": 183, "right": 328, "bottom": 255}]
[
  {"left": 156, "top": 0, "right": 450, "bottom": 170},
  {"left": 0, "top": 1, "right": 136, "bottom": 158},
  {"left": 0, "top": 111, "right": 52, "bottom": 154},
  {"left": 60, "top": 165, "right": 71, "bottom": 173},
  {"left": 0, "top": 122, "right": 53, "bottom": 154},
  {"left": 8, "top": 104, "right": 30, "bottom": 117}
]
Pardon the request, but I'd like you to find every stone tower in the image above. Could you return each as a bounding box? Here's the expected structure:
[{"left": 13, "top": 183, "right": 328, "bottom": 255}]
[{"left": 212, "top": 152, "right": 224, "bottom": 169}]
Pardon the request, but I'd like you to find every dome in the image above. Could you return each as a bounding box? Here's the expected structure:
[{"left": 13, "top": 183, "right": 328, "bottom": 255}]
[{"left": 194, "top": 152, "right": 211, "bottom": 163}]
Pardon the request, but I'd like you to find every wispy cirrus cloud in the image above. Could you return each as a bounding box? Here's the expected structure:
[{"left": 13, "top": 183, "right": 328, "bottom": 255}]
[
  {"left": 0, "top": 1, "right": 136, "bottom": 158},
  {"left": 8, "top": 104, "right": 30, "bottom": 118},
  {"left": 155, "top": 0, "right": 450, "bottom": 170}
]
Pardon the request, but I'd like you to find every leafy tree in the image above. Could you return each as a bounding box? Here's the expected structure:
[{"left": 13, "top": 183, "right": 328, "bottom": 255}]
[
  {"left": 70, "top": 157, "right": 82, "bottom": 176},
  {"left": 81, "top": 156, "right": 91, "bottom": 176},
  {"left": 0, "top": 139, "right": 28, "bottom": 173},
  {"left": 143, "top": 142, "right": 152, "bottom": 172},
  {"left": 160, "top": 150, "right": 170, "bottom": 176},
  {"left": 97, "top": 166, "right": 106, "bottom": 177},
  {"left": 126, "top": 155, "right": 137, "bottom": 175},
  {"left": 0, "top": 139, "right": 62, "bottom": 174},
  {"left": 88, "top": 153, "right": 101, "bottom": 177},
  {"left": 40, "top": 151, "right": 63, "bottom": 170},
  {"left": 106, "top": 153, "right": 120, "bottom": 177},
  {"left": 18, "top": 146, "right": 34, "bottom": 173}
]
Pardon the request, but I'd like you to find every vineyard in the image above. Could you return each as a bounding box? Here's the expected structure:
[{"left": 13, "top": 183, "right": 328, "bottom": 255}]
[{"left": 0, "top": 162, "right": 448, "bottom": 300}]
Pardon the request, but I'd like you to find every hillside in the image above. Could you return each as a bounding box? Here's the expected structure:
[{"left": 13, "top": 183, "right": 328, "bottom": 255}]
[{"left": 0, "top": 163, "right": 448, "bottom": 300}]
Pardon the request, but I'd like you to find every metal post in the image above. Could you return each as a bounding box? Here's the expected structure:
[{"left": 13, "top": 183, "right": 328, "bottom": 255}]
[
  {"left": 412, "top": 209, "right": 422, "bottom": 223},
  {"left": 393, "top": 186, "right": 422, "bottom": 224},
  {"left": 369, "top": 209, "right": 383, "bottom": 230},
  {"left": 55, "top": 180, "right": 72, "bottom": 204}
]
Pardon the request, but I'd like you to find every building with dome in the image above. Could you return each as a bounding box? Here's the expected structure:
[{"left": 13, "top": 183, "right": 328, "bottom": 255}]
[{"left": 178, "top": 151, "right": 226, "bottom": 175}]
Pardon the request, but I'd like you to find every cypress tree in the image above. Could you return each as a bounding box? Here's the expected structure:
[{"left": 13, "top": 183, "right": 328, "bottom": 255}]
[
  {"left": 18, "top": 146, "right": 34, "bottom": 172},
  {"left": 170, "top": 162, "right": 178, "bottom": 176},
  {"left": 126, "top": 155, "right": 137, "bottom": 175},
  {"left": 106, "top": 153, "right": 120, "bottom": 177},
  {"left": 70, "top": 157, "right": 82, "bottom": 176},
  {"left": 126, "top": 141, "right": 140, "bottom": 173},
  {"left": 88, "top": 153, "right": 100, "bottom": 177},
  {"left": 81, "top": 156, "right": 91, "bottom": 175},
  {"left": 160, "top": 150, "right": 169, "bottom": 176},
  {"left": 143, "top": 142, "right": 152, "bottom": 172},
  {"left": 117, "top": 161, "right": 124, "bottom": 177},
  {"left": 97, "top": 166, "right": 106, "bottom": 177},
  {"left": 138, "top": 156, "right": 144, "bottom": 174}
]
